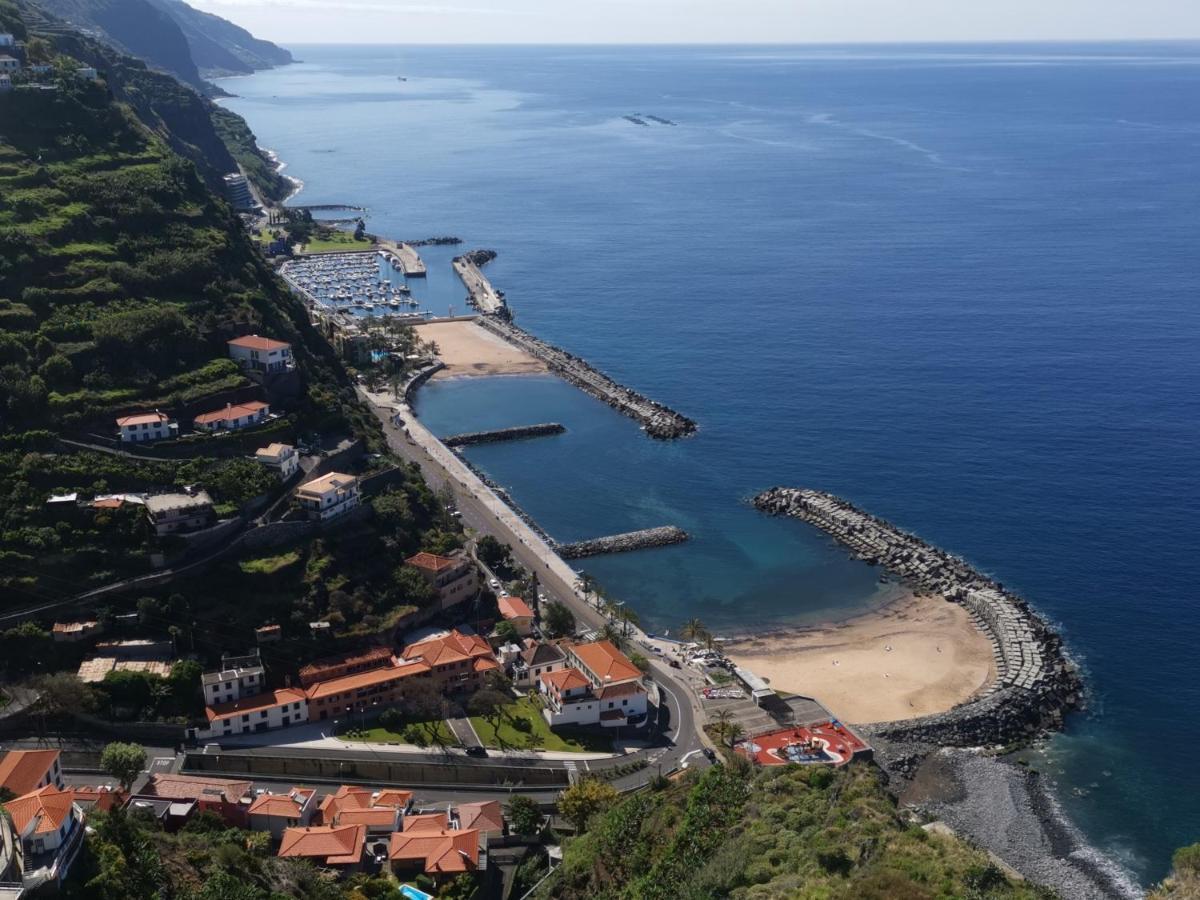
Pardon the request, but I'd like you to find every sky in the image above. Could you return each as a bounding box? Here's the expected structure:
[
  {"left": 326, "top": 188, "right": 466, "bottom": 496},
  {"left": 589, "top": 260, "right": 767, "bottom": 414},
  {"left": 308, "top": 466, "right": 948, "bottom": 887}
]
[{"left": 191, "top": 0, "right": 1200, "bottom": 45}]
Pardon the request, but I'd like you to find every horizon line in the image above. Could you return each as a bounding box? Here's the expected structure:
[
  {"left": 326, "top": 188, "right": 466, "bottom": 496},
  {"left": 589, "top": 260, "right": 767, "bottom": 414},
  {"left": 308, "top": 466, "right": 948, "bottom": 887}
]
[{"left": 274, "top": 38, "right": 1200, "bottom": 47}]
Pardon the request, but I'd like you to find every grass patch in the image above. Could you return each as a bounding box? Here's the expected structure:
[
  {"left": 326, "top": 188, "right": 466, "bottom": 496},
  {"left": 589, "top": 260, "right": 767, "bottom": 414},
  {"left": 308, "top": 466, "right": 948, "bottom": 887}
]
[
  {"left": 238, "top": 550, "right": 301, "bottom": 576},
  {"left": 300, "top": 231, "right": 372, "bottom": 254},
  {"left": 470, "top": 696, "right": 614, "bottom": 754},
  {"left": 340, "top": 719, "right": 454, "bottom": 747}
]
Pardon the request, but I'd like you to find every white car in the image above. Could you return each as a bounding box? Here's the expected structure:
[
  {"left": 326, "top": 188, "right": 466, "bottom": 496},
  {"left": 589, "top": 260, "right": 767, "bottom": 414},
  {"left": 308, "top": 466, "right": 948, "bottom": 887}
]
[{"left": 489, "top": 579, "right": 500, "bottom": 589}]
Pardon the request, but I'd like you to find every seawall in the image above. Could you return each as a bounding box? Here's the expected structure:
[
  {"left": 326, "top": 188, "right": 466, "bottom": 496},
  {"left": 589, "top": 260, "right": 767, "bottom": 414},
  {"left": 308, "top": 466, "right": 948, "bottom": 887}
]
[
  {"left": 558, "top": 526, "right": 690, "bottom": 559},
  {"left": 753, "top": 487, "right": 1082, "bottom": 750},
  {"left": 444, "top": 422, "right": 565, "bottom": 447}
]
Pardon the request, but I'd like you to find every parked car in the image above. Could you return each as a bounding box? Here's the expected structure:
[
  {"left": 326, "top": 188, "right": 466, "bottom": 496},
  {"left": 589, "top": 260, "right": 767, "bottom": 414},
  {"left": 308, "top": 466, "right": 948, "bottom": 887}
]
[
  {"left": 465, "top": 746, "right": 488, "bottom": 758},
  {"left": 669, "top": 659, "right": 682, "bottom": 669}
]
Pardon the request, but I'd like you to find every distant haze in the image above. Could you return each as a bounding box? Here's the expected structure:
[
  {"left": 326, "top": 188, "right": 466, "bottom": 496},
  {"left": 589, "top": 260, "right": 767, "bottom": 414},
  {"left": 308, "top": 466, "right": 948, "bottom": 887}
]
[{"left": 186, "top": 0, "right": 1200, "bottom": 45}]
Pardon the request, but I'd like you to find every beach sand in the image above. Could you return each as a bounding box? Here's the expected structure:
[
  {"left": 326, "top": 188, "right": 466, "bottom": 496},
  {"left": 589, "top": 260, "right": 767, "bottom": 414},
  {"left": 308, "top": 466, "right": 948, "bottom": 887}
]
[
  {"left": 415, "top": 321, "right": 546, "bottom": 378},
  {"left": 724, "top": 591, "right": 994, "bottom": 724}
]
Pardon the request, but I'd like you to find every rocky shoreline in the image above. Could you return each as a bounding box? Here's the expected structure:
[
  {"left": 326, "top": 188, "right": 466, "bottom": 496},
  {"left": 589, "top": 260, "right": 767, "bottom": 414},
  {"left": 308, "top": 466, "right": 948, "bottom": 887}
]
[{"left": 753, "top": 486, "right": 1082, "bottom": 749}]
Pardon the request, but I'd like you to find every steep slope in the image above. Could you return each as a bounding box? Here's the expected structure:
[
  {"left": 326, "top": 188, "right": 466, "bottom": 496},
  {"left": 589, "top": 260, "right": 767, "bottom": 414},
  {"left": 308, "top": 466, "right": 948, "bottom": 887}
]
[{"left": 147, "top": 0, "right": 293, "bottom": 75}]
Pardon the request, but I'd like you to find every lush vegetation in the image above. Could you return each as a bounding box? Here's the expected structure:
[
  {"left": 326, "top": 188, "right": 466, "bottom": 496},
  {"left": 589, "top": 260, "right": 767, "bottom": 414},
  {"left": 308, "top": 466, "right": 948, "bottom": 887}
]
[
  {"left": 210, "top": 105, "right": 292, "bottom": 203},
  {"left": 469, "top": 695, "right": 613, "bottom": 754},
  {"left": 299, "top": 229, "right": 373, "bottom": 254},
  {"left": 1150, "top": 842, "right": 1200, "bottom": 899},
  {"left": 541, "top": 762, "right": 1053, "bottom": 900}
]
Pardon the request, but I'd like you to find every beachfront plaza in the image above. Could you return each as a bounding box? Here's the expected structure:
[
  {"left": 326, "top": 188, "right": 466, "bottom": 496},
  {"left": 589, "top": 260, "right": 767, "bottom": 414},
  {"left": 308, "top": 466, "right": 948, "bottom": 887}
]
[{"left": 735, "top": 721, "right": 871, "bottom": 767}]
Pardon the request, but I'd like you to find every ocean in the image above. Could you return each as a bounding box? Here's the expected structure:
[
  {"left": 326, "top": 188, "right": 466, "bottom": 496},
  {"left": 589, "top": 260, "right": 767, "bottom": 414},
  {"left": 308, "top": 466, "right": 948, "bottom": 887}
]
[{"left": 218, "top": 43, "right": 1200, "bottom": 885}]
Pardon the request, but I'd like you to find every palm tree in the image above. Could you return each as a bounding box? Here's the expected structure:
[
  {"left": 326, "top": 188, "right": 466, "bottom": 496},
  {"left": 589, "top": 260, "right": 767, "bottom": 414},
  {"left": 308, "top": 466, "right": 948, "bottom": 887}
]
[
  {"left": 681, "top": 617, "right": 709, "bottom": 644},
  {"left": 711, "top": 708, "right": 733, "bottom": 744},
  {"left": 725, "top": 722, "right": 745, "bottom": 748}
]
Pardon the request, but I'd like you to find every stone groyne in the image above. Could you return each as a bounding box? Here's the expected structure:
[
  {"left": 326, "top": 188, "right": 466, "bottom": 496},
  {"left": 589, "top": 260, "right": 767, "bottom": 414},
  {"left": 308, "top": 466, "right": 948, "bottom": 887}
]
[
  {"left": 557, "top": 526, "right": 690, "bottom": 560},
  {"left": 480, "top": 318, "right": 697, "bottom": 440},
  {"left": 444, "top": 423, "right": 566, "bottom": 447},
  {"left": 453, "top": 250, "right": 507, "bottom": 317},
  {"left": 753, "top": 487, "right": 1082, "bottom": 749}
]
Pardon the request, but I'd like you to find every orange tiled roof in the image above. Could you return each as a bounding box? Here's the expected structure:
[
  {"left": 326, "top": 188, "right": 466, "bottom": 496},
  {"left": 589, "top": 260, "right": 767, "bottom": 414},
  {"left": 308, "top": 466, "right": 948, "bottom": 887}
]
[
  {"left": 206, "top": 687, "right": 306, "bottom": 723},
  {"left": 0, "top": 750, "right": 59, "bottom": 796},
  {"left": 229, "top": 335, "right": 290, "bottom": 352},
  {"left": 541, "top": 667, "right": 590, "bottom": 693},
  {"left": 404, "top": 551, "right": 460, "bottom": 573},
  {"left": 402, "top": 812, "right": 449, "bottom": 832},
  {"left": 194, "top": 401, "right": 268, "bottom": 426},
  {"left": 457, "top": 800, "right": 504, "bottom": 834},
  {"left": 303, "top": 660, "right": 430, "bottom": 701},
  {"left": 498, "top": 596, "right": 534, "bottom": 620},
  {"left": 116, "top": 411, "right": 169, "bottom": 427},
  {"left": 374, "top": 789, "right": 413, "bottom": 809},
  {"left": 4, "top": 785, "right": 75, "bottom": 835},
  {"left": 278, "top": 824, "right": 365, "bottom": 865},
  {"left": 388, "top": 827, "right": 479, "bottom": 874},
  {"left": 402, "top": 629, "right": 495, "bottom": 669},
  {"left": 248, "top": 787, "right": 314, "bottom": 818},
  {"left": 570, "top": 640, "right": 642, "bottom": 685},
  {"left": 140, "top": 773, "right": 253, "bottom": 805},
  {"left": 69, "top": 785, "right": 123, "bottom": 813},
  {"left": 334, "top": 807, "right": 398, "bottom": 828},
  {"left": 91, "top": 497, "right": 124, "bottom": 510},
  {"left": 596, "top": 680, "right": 646, "bottom": 700}
]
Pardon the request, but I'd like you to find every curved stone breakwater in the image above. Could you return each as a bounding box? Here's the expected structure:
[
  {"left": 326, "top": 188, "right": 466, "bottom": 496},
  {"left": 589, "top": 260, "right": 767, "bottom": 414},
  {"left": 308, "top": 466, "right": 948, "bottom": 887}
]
[
  {"left": 480, "top": 317, "right": 697, "bottom": 439},
  {"left": 557, "top": 525, "right": 690, "bottom": 560},
  {"left": 753, "top": 487, "right": 1083, "bottom": 748},
  {"left": 444, "top": 423, "right": 566, "bottom": 447}
]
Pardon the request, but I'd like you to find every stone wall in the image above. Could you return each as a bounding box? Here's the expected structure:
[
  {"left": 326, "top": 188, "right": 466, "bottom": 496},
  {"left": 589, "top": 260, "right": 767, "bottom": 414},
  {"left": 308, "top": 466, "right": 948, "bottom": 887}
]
[{"left": 754, "top": 487, "right": 1082, "bottom": 749}]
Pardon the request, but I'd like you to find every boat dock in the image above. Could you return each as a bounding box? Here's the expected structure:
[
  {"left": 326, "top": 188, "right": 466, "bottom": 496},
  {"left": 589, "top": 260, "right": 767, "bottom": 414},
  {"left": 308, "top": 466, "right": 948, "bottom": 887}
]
[
  {"left": 556, "top": 525, "right": 690, "bottom": 559},
  {"left": 453, "top": 250, "right": 506, "bottom": 316},
  {"left": 379, "top": 239, "right": 427, "bottom": 277},
  {"left": 444, "top": 423, "right": 565, "bottom": 447}
]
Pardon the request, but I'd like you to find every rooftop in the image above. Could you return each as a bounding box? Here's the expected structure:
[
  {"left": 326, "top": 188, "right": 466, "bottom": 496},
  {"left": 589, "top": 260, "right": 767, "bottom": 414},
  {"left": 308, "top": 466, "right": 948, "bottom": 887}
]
[
  {"left": 498, "top": 596, "right": 534, "bottom": 620},
  {"left": 206, "top": 687, "right": 306, "bottom": 723},
  {"left": 541, "top": 667, "right": 591, "bottom": 693},
  {"left": 401, "top": 629, "right": 495, "bottom": 669},
  {"left": 388, "top": 827, "right": 479, "bottom": 874},
  {"left": 144, "top": 492, "right": 213, "bottom": 515},
  {"left": 404, "top": 551, "right": 463, "bottom": 573},
  {"left": 201, "top": 664, "right": 265, "bottom": 686},
  {"left": 521, "top": 642, "right": 566, "bottom": 667},
  {"left": 229, "top": 335, "right": 290, "bottom": 352},
  {"left": 255, "top": 443, "right": 294, "bottom": 460},
  {"left": 116, "top": 411, "right": 169, "bottom": 427},
  {"left": 248, "top": 787, "right": 315, "bottom": 819},
  {"left": 457, "top": 800, "right": 504, "bottom": 834},
  {"left": 138, "top": 773, "right": 253, "bottom": 805},
  {"left": 569, "top": 640, "right": 642, "bottom": 685},
  {"left": 0, "top": 750, "right": 59, "bottom": 796},
  {"left": 303, "top": 660, "right": 430, "bottom": 701},
  {"left": 296, "top": 471, "right": 358, "bottom": 498},
  {"left": 194, "top": 401, "right": 269, "bottom": 426},
  {"left": 278, "top": 824, "right": 365, "bottom": 866},
  {"left": 4, "top": 786, "right": 75, "bottom": 836}
]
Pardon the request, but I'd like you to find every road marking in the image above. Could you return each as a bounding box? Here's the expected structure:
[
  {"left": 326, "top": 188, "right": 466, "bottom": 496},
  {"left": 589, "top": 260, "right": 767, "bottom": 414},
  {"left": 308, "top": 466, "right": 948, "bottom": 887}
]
[{"left": 564, "top": 760, "right": 579, "bottom": 784}]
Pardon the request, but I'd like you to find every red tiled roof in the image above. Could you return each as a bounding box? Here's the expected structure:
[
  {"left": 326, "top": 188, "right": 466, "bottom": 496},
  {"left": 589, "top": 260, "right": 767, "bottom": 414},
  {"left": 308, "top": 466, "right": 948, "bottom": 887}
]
[
  {"left": 248, "top": 787, "right": 314, "bottom": 818},
  {"left": 69, "top": 785, "right": 123, "bottom": 813},
  {"left": 229, "top": 335, "right": 290, "bottom": 352},
  {"left": 116, "top": 411, "right": 169, "bottom": 427},
  {"left": 374, "top": 789, "right": 413, "bottom": 809},
  {"left": 402, "top": 629, "right": 496, "bottom": 669},
  {"left": 303, "top": 660, "right": 430, "bottom": 701},
  {"left": 457, "top": 800, "right": 503, "bottom": 834},
  {"left": 0, "top": 750, "right": 59, "bottom": 796},
  {"left": 541, "top": 668, "right": 590, "bottom": 693},
  {"left": 91, "top": 498, "right": 124, "bottom": 510},
  {"left": 4, "top": 785, "right": 76, "bottom": 835},
  {"left": 298, "top": 646, "right": 393, "bottom": 684},
  {"left": 194, "top": 401, "right": 269, "bottom": 426},
  {"left": 278, "top": 824, "right": 365, "bottom": 865},
  {"left": 402, "top": 812, "right": 449, "bottom": 832},
  {"left": 206, "top": 687, "right": 306, "bottom": 723},
  {"left": 140, "top": 773, "right": 253, "bottom": 805},
  {"left": 389, "top": 828, "right": 479, "bottom": 874},
  {"left": 596, "top": 680, "right": 646, "bottom": 700},
  {"left": 570, "top": 640, "right": 642, "bottom": 685},
  {"left": 335, "top": 807, "right": 398, "bottom": 828},
  {"left": 404, "top": 551, "right": 459, "bottom": 573},
  {"left": 498, "top": 596, "right": 534, "bottom": 620}
]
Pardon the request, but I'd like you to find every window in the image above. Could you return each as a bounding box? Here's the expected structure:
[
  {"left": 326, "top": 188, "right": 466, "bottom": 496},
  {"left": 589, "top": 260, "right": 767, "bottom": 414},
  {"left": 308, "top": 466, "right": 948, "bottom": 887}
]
[{"left": 241, "top": 714, "right": 250, "bottom": 723}]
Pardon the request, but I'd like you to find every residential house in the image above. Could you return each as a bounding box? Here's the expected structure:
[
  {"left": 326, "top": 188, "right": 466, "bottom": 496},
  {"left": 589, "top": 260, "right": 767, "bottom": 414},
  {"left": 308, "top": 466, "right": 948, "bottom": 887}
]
[
  {"left": 539, "top": 640, "right": 648, "bottom": 729},
  {"left": 455, "top": 801, "right": 504, "bottom": 840},
  {"left": 0, "top": 750, "right": 63, "bottom": 797},
  {"left": 295, "top": 472, "right": 360, "bottom": 521},
  {"left": 0, "top": 33, "right": 14, "bottom": 46},
  {"left": 144, "top": 491, "right": 214, "bottom": 535},
  {"left": 115, "top": 411, "right": 174, "bottom": 443},
  {"left": 201, "top": 661, "right": 266, "bottom": 707},
  {"left": 67, "top": 786, "right": 123, "bottom": 816},
  {"left": 74, "top": 67, "right": 97, "bottom": 80},
  {"left": 129, "top": 774, "right": 254, "bottom": 828},
  {"left": 514, "top": 641, "right": 566, "bottom": 688},
  {"left": 0, "top": 56, "right": 19, "bottom": 73},
  {"left": 497, "top": 596, "right": 535, "bottom": 638},
  {"left": 388, "top": 825, "right": 480, "bottom": 883},
  {"left": 3, "top": 786, "right": 84, "bottom": 886},
  {"left": 51, "top": 620, "right": 102, "bottom": 643},
  {"left": 228, "top": 335, "right": 293, "bottom": 375},
  {"left": 255, "top": 624, "right": 282, "bottom": 644},
  {"left": 254, "top": 442, "right": 299, "bottom": 480},
  {"left": 303, "top": 659, "right": 431, "bottom": 723},
  {"left": 298, "top": 646, "right": 394, "bottom": 688},
  {"left": 248, "top": 787, "right": 316, "bottom": 840},
  {"left": 316, "top": 786, "right": 412, "bottom": 827},
  {"left": 404, "top": 551, "right": 478, "bottom": 611},
  {"left": 278, "top": 824, "right": 365, "bottom": 871},
  {"left": 192, "top": 687, "right": 308, "bottom": 741},
  {"left": 28, "top": 63, "right": 52, "bottom": 77},
  {"left": 399, "top": 629, "right": 501, "bottom": 694},
  {"left": 192, "top": 401, "right": 270, "bottom": 433}
]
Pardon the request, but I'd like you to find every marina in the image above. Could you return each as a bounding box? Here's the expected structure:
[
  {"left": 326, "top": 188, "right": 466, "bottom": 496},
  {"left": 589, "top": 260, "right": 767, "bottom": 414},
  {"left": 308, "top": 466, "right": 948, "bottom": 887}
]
[{"left": 280, "top": 251, "right": 431, "bottom": 322}]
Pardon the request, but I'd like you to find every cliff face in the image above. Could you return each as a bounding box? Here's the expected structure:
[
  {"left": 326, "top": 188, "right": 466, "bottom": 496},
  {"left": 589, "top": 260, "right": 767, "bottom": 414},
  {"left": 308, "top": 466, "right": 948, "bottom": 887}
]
[{"left": 146, "top": 0, "right": 293, "bottom": 75}]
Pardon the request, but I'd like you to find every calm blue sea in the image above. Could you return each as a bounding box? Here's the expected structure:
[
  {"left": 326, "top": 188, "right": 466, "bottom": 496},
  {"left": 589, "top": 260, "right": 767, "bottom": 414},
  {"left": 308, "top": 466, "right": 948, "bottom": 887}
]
[{"left": 218, "top": 43, "right": 1200, "bottom": 884}]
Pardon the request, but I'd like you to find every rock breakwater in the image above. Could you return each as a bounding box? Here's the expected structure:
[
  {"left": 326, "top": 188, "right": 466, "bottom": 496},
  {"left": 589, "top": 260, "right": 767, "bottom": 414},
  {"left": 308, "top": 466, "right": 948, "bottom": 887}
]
[
  {"left": 443, "top": 423, "right": 566, "bottom": 447},
  {"left": 480, "top": 317, "right": 697, "bottom": 439},
  {"left": 753, "top": 487, "right": 1082, "bottom": 747},
  {"left": 557, "top": 525, "right": 690, "bottom": 559}
]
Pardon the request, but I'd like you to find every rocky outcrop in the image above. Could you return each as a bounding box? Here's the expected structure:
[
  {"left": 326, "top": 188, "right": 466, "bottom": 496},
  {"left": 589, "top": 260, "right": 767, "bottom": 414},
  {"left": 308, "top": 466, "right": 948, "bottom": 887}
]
[
  {"left": 406, "top": 236, "right": 462, "bottom": 247},
  {"left": 754, "top": 487, "right": 1083, "bottom": 748},
  {"left": 462, "top": 249, "right": 497, "bottom": 266},
  {"left": 557, "top": 525, "right": 690, "bottom": 559},
  {"left": 480, "top": 318, "right": 697, "bottom": 440},
  {"left": 443, "top": 423, "right": 565, "bottom": 447}
]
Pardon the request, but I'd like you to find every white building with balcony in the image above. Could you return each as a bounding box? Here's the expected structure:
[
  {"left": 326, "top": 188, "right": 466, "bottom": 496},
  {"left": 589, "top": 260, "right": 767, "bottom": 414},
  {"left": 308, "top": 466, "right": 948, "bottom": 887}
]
[
  {"left": 116, "top": 410, "right": 175, "bottom": 443},
  {"left": 255, "top": 442, "right": 300, "bottom": 480},
  {"left": 228, "top": 335, "right": 293, "bottom": 375},
  {"left": 296, "top": 472, "right": 360, "bottom": 521}
]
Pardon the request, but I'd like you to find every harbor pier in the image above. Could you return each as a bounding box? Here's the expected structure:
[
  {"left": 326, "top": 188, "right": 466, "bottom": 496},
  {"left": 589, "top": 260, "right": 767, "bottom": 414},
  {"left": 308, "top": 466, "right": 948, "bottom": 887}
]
[
  {"left": 453, "top": 250, "right": 506, "bottom": 315},
  {"left": 379, "top": 239, "right": 427, "bottom": 276}
]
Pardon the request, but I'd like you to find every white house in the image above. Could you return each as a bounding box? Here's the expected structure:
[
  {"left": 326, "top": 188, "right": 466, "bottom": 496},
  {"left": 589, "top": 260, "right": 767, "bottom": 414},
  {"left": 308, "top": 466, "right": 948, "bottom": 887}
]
[
  {"left": 248, "top": 787, "right": 316, "bottom": 840},
  {"left": 193, "top": 400, "right": 270, "bottom": 433},
  {"left": 228, "top": 335, "right": 293, "bottom": 375},
  {"left": 75, "top": 67, "right": 97, "bottom": 80},
  {"left": 296, "top": 472, "right": 360, "bottom": 521},
  {"left": 0, "top": 55, "right": 19, "bottom": 73},
  {"left": 201, "top": 662, "right": 266, "bottom": 707},
  {"left": 29, "top": 63, "right": 53, "bottom": 77},
  {"left": 0, "top": 750, "right": 64, "bottom": 798},
  {"left": 4, "top": 786, "right": 85, "bottom": 886},
  {"left": 255, "top": 442, "right": 299, "bottom": 480},
  {"left": 497, "top": 596, "right": 535, "bottom": 638},
  {"left": 539, "top": 640, "right": 648, "bottom": 729},
  {"left": 116, "top": 410, "right": 174, "bottom": 443},
  {"left": 143, "top": 491, "right": 214, "bottom": 535},
  {"left": 539, "top": 668, "right": 599, "bottom": 728},
  {"left": 191, "top": 687, "right": 309, "bottom": 741},
  {"left": 0, "top": 33, "right": 15, "bottom": 47},
  {"left": 515, "top": 641, "right": 566, "bottom": 688}
]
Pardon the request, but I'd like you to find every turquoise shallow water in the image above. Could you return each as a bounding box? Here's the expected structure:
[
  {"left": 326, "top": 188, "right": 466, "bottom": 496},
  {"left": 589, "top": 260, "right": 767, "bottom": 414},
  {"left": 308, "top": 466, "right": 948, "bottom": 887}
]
[{"left": 220, "top": 43, "right": 1200, "bottom": 883}]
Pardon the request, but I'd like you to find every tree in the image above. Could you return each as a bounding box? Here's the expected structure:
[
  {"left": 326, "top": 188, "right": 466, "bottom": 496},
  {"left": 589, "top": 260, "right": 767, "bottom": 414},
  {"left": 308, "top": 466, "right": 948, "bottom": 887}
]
[
  {"left": 476, "top": 535, "right": 510, "bottom": 571},
  {"left": 681, "top": 617, "right": 709, "bottom": 643},
  {"left": 33, "top": 672, "right": 94, "bottom": 740},
  {"left": 101, "top": 741, "right": 147, "bottom": 792},
  {"left": 467, "top": 689, "right": 510, "bottom": 736},
  {"left": 508, "top": 794, "right": 542, "bottom": 836},
  {"left": 725, "top": 722, "right": 745, "bottom": 748},
  {"left": 542, "top": 601, "right": 575, "bottom": 638},
  {"left": 391, "top": 564, "right": 436, "bottom": 607},
  {"left": 557, "top": 777, "right": 618, "bottom": 833},
  {"left": 494, "top": 620, "right": 519, "bottom": 645},
  {"left": 629, "top": 651, "right": 650, "bottom": 673}
]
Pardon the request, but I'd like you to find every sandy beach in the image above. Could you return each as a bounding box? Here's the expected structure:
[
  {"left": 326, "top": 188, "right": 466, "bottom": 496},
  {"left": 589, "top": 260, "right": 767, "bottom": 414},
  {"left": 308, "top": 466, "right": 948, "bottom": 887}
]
[
  {"left": 724, "top": 591, "right": 994, "bottom": 724},
  {"left": 415, "top": 321, "right": 546, "bottom": 378}
]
